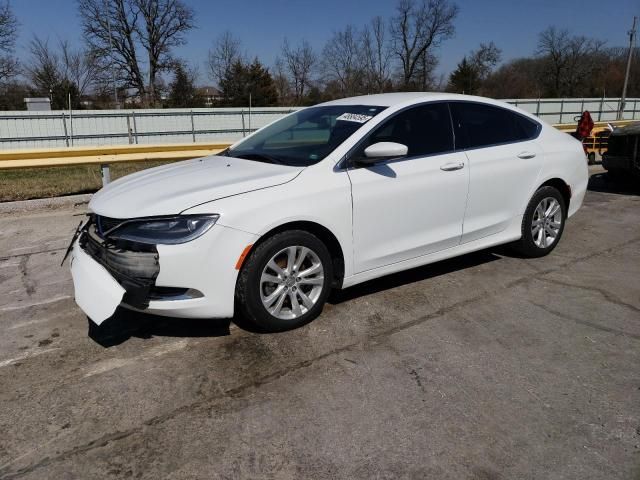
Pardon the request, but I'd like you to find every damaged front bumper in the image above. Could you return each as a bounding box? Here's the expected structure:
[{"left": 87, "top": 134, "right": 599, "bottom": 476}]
[
  {"left": 70, "top": 245, "right": 126, "bottom": 325},
  {"left": 70, "top": 221, "right": 161, "bottom": 324},
  {"left": 79, "top": 224, "right": 160, "bottom": 309},
  {"left": 70, "top": 215, "right": 259, "bottom": 324}
]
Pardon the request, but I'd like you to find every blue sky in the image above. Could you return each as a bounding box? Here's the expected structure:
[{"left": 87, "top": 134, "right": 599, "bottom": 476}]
[{"left": 10, "top": 0, "right": 639, "bottom": 84}]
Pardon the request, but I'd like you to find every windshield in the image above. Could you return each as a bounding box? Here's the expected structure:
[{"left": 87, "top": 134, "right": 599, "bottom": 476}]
[{"left": 227, "top": 105, "right": 386, "bottom": 166}]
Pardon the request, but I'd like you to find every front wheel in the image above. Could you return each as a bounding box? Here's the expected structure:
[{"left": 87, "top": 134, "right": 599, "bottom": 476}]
[
  {"left": 235, "top": 230, "right": 333, "bottom": 332},
  {"left": 511, "top": 186, "right": 566, "bottom": 258}
]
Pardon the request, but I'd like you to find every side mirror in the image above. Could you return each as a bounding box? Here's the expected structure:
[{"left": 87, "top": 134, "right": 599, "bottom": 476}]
[{"left": 358, "top": 142, "right": 408, "bottom": 165}]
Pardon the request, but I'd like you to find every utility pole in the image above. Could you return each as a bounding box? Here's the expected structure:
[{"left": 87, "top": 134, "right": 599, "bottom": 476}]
[
  {"left": 104, "top": 0, "right": 119, "bottom": 109},
  {"left": 618, "top": 16, "right": 637, "bottom": 120}
]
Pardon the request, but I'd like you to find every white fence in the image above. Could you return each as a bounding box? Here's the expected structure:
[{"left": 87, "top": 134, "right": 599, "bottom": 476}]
[
  {"left": 505, "top": 97, "right": 639, "bottom": 124},
  {"left": 0, "top": 98, "right": 638, "bottom": 150},
  {"left": 0, "top": 107, "right": 296, "bottom": 149}
]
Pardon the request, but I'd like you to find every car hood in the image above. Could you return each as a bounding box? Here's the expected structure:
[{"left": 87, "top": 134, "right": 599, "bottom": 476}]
[{"left": 89, "top": 155, "right": 303, "bottom": 218}]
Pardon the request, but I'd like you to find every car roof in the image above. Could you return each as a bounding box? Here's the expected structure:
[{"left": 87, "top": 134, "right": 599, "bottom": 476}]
[
  {"left": 318, "top": 91, "right": 533, "bottom": 110},
  {"left": 318, "top": 92, "right": 491, "bottom": 107},
  {"left": 317, "top": 92, "right": 542, "bottom": 123}
]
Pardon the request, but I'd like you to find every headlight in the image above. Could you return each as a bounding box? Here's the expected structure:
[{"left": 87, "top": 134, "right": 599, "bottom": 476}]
[{"left": 108, "top": 214, "right": 219, "bottom": 245}]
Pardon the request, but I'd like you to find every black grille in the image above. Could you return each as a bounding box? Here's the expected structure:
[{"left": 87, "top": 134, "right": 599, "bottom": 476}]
[{"left": 80, "top": 226, "right": 160, "bottom": 308}]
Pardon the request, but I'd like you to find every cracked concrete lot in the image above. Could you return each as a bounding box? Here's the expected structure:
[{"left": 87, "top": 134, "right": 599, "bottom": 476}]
[{"left": 0, "top": 167, "right": 639, "bottom": 479}]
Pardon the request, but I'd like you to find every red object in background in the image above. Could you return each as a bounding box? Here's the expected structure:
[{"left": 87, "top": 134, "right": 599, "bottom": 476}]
[{"left": 576, "top": 111, "right": 594, "bottom": 140}]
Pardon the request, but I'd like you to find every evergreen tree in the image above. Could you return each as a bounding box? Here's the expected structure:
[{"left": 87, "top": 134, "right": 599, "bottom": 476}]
[
  {"left": 167, "top": 63, "right": 201, "bottom": 108},
  {"left": 220, "top": 58, "right": 277, "bottom": 107},
  {"left": 447, "top": 57, "right": 481, "bottom": 94}
]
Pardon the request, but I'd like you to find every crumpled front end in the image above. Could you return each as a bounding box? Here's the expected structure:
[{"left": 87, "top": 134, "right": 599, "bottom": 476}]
[
  {"left": 70, "top": 215, "right": 162, "bottom": 324},
  {"left": 80, "top": 218, "right": 160, "bottom": 308},
  {"left": 70, "top": 214, "right": 258, "bottom": 324}
]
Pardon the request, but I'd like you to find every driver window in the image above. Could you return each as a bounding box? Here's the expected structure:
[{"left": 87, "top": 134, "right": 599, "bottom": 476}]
[{"left": 354, "top": 102, "right": 454, "bottom": 159}]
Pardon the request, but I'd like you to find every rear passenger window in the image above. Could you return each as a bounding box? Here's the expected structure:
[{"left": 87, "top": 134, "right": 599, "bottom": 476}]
[
  {"left": 450, "top": 102, "right": 540, "bottom": 149},
  {"left": 354, "top": 102, "right": 454, "bottom": 158}
]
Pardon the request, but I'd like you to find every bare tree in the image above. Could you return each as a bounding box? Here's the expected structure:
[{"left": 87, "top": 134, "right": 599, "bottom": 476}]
[
  {"left": 482, "top": 57, "right": 544, "bottom": 99},
  {"left": 447, "top": 41, "right": 501, "bottom": 94},
  {"left": 322, "top": 25, "right": 365, "bottom": 97},
  {"left": 281, "top": 38, "right": 317, "bottom": 103},
  {"left": 415, "top": 50, "right": 438, "bottom": 90},
  {"left": 273, "top": 57, "right": 292, "bottom": 104},
  {"left": 25, "top": 37, "right": 61, "bottom": 95},
  {"left": 361, "top": 16, "right": 392, "bottom": 93},
  {"left": 0, "top": 0, "right": 18, "bottom": 82},
  {"left": 537, "top": 27, "right": 606, "bottom": 97},
  {"left": 78, "top": 0, "right": 194, "bottom": 105},
  {"left": 469, "top": 41, "right": 501, "bottom": 80},
  {"left": 25, "top": 36, "right": 104, "bottom": 107},
  {"left": 207, "top": 31, "right": 243, "bottom": 88},
  {"left": 59, "top": 40, "right": 103, "bottom": 97},
  {"left": 78, "top": 0, "right": 145, "bottom": 101},
  {"left": 390, "top": 0, "right": 458, "bottom": 89},
  {"left": 134, "top": 0, "right": 194, "bottom": 103}
]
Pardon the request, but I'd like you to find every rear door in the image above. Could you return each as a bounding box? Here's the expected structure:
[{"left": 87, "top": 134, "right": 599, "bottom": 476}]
[{"left": 449, "top": 102, "right": 543, "bottom": 243}]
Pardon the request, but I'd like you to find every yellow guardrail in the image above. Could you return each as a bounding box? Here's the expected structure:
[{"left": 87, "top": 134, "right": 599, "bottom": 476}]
[
  {"left": 0, "top": 142, "right": 232, "bottom": 169},
  {"left": 552, "top": 119, "right": 636, "bottom": 132}
]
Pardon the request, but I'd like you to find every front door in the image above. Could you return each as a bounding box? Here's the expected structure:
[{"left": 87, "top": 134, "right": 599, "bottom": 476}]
[{"left": 347, "top": 102, "right": 469, "bottom": 273}]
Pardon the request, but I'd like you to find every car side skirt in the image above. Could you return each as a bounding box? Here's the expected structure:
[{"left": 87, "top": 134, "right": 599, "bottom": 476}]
[{"left": 341, "top": 214, "right": 523, "bottom": 289}]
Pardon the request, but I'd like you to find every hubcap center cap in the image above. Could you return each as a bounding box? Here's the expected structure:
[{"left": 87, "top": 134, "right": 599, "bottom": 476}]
[{"left": 284, "top": 276, "right": 296, "bottom": 287}]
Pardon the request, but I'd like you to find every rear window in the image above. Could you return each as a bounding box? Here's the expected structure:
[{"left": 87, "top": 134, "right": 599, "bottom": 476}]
[{"left": 449, "top": 102, "right": 540, "bottom": 149}]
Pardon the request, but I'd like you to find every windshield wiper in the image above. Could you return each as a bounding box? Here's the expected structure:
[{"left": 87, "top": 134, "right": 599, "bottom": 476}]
[{"left": 229, "top": 152, "right": 284, "bottom": 165}]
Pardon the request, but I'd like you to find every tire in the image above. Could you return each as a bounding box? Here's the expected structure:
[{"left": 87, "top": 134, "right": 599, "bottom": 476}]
[
  {"left": 235, "top": 230, "right": 333, "bottom": 332},
  {"left": 511, "top": 186, "right": 567, "bottom": 258},
  {"left": 607, "top": 169, "right": 624, "bottom": 180},
  {"left": 588, "top": 152, "right": 596, "bottom": 165}
]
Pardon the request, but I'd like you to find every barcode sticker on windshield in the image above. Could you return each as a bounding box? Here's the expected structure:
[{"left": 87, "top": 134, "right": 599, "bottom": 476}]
[{"left": 336, "top": 113, "right": 373, "bottom": 123}]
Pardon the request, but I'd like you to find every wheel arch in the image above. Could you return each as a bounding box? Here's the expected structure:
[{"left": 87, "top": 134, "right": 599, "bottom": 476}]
[
  {"left": 242, "top": 220, "right": 346, "bottom": 289},
  {"left": 538, "top": 177, "right": 571, "bottom": 210}
]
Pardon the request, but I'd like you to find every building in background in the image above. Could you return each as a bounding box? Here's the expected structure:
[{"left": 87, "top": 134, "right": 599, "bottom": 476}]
[
  {"left": 198, "top": 86, "right": 222, "bottom": 107},
  {"left": 24, "top": 97, "right": 51, "bottom": 111}
]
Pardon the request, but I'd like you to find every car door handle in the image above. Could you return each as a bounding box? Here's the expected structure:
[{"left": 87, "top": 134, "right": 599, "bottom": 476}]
[
  {"left": 440, "top": 162, "right": 465, "bottom": 171},
  {"left": 517, "top": 151, "right": 537, "bottom": 159}
]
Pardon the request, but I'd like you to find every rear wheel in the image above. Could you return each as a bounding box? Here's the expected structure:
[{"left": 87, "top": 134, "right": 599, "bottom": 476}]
[
  {"left": 511, "top": 186, "right": 566, "bottom": 258},
  {"left": 235, "top": 230, "right": 333, "bottom": 332}
]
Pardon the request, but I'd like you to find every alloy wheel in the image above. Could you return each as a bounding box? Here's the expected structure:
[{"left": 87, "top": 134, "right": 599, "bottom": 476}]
[
  {"left": 259, "top": 246, "right": 325, "bottom": 320},
  {"left": 531, "top": 197, "right": 563, "bottom": 248}
]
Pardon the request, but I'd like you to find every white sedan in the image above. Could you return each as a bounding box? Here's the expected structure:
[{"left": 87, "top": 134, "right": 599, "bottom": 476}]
[{"left": 70, "top": 93, "right": 588, "bottom": 331}]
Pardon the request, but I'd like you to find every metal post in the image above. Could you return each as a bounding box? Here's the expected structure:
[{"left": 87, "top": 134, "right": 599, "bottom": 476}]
[
  {"left": 104, "top": 0, "right": 119, "bottom": 109},
  {"left": 619, "top": 16, "right": 637, "bottom": 120},
  {"left": 61, "top": 114, "right": 69, "bottom": 147},
  {"left": 131, "top": 111, "right": 138, "bottom": 144},
  {"left": 579, "top": 98, "right": 585, "bottom": 116},
  {"left": 241, "top": 109, "right": 246, "bottom": 137},
  {"left": 68, "top": 93, "right": 74, "bottom": 147},
  {"left": 559, "top": 99, "right": 564, "bottom": 124},
  {"left": 635, "top": 99, "right": 638, "bottom": 120},
  {"left": 598, "top": 95, "right": 604, "bottom": 122},
  {"left": 535, "top": 98, "right": 541, "bottom": 117},
  {"left": 126, "top": 114, "right": 133, "bottom": 144},
  {"left": 101, "top": 164, "right": 111, "bottom": 186},
  {"left": 190, "top": 110, "right": 196, "bottom": 142},
  {"left": 248, "top": 93, "right": 252, "bottom": 133}
]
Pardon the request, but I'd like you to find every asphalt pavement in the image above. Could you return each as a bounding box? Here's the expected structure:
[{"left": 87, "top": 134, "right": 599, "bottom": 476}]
[{"left": 0, "top": 167, "right": 639, "bottom": 479}]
